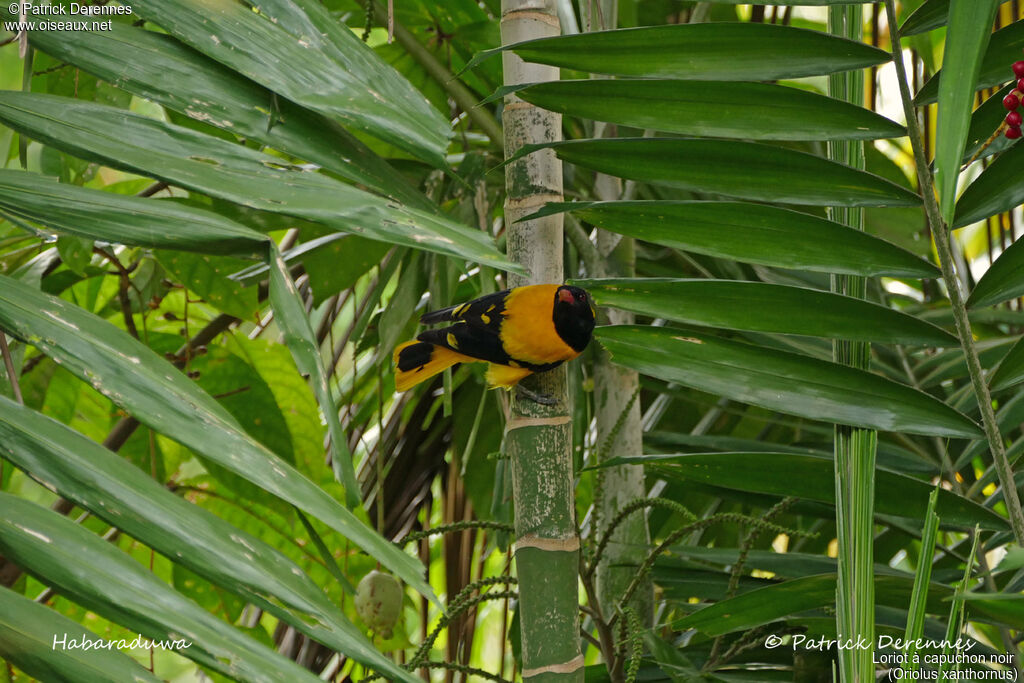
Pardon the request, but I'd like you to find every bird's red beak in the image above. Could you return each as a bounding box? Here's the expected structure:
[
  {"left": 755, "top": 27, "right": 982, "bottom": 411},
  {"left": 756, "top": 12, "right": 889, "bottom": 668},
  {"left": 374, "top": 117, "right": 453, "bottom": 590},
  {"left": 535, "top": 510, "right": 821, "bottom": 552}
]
[{"left": 558, "top": 288, "right": 574, "bottom": 304}]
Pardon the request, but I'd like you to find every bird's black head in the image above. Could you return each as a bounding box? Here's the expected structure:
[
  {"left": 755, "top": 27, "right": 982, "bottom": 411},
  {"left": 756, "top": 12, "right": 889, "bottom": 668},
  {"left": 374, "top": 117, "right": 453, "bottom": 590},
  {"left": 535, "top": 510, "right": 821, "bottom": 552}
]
[{"left": 552, "top": 285, "right": 596, "bottom": 353}]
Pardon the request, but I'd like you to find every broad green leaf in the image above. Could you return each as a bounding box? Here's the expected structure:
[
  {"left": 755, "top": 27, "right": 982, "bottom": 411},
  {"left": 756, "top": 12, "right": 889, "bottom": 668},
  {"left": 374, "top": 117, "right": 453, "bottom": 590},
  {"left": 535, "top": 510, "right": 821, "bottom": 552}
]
[
  {"left": 0, "top": 170, "right": 267, "bottom": 255},
  {"left": 235, "top": 233, "right": 392, "bottom": 307},
  {"left": 967, "top": 232, "right": 1024, "bottom": 308},
  {"left": 915, "top": 19, "right": 1024, "bottom": 105},
  {"left": 0, "top": 93, "right": 516, "bottom": 272},
  {"left": 125, "top": 0, "right": 450, "bottom": 166},
  {"left": 21, "top": 20, "right": 431, "bottom": 210},
  {"left": 154, "top": 251, "right": 260, "bottom": 322},
  {"left": 302, "top": 235, "right": 391, "bottom": 306},
  {"left": 533, "top": 201, "right": 936, "bottom": 277},
  {"left": 0, "top": 273, "right": 435, "bottom": 605},
  {"left": 515, "top": 79, "right": 904, "bottom": 141},
  {"left": 597, "top": 325, "right": 981, "bottom": 438},
  {"left": 226, "top": 336, "right": 327, "bottom": 479},
  {"left": 934, "top": 0, "right": 999, "bottom": 226},
  {"left": 471, "top": 23, "right": 891, "bottom": 81},
  {"left": 0, "top": 395, "right": 416, "bottom": 682},
  {"left": 0, "top": 493, "right": 326, "bottom": 683},
  {"left": 191, "top": 344, "right": 295, "bottom": 464},
  {"left": 268, "top": 246, "right": 359, "bottom": 507},
  {"left": 954, "top": 140, "right": 1024, "bottom": 229},
  {"left": 56, "top": 234, "right": 92, "bottom": 276},
  {"left": 526, "top": 139, "right": 921, "bottom": 207},
  {"left": 0, "top": 586, "right": 162, "bottom": 683},
  {"left": 632, "top": 452, "right": 1005, "bottom": 530},
  {"left": 573, "top": 278, "right": 953, "bottom": 345},
  {"left": 992, "top": 337, "right": 1024, "bottom": 391}
]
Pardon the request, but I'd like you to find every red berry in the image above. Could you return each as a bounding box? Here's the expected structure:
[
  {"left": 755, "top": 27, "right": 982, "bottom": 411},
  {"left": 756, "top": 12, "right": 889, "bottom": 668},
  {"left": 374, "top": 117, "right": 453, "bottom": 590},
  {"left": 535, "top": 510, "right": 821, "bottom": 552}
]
[
  {"left": 1004, "top": 93, "right": 1020, "bottom": 110},
  {"left": 1006, "top": 126, "right": 1022, "bottom": 140},
  {"left": 1008, "top": 111, "right": 1023, "bottom": 127},
  {"left": 1018, "top": 77, "right": 1024, "bottom": 91},
  {"left": 1014, "top": 61, "right": 1024, "bottom": 78}
]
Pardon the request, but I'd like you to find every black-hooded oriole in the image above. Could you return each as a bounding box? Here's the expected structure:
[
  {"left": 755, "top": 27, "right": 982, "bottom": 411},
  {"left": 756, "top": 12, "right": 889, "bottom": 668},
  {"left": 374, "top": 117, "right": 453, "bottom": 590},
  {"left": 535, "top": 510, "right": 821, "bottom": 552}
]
[{"left": 393, "top": 284, "right": 595, "bottom": 392}]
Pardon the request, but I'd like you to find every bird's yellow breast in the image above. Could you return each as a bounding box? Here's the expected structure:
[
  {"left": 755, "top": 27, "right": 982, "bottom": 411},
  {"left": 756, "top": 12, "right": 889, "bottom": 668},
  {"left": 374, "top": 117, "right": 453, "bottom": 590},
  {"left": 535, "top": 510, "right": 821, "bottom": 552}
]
[{"left": 498, "top": 285, "right": 579, "bottom": 365}]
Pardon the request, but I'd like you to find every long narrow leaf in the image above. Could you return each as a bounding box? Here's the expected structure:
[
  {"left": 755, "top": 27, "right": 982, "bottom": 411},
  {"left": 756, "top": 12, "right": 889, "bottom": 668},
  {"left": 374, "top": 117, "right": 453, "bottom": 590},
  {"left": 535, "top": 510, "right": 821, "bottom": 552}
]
[
  {"left": 0, "top": 171, "right": 267, "bottom": 255},
  {"left": 0, "top": 494, "right": 325, "bottom": 683},
  {"left": 0, "top": 587, "right": 163, "bottom": 683},
  {"left": 597, "top": 325, "right": 982, "bottom": 438},
  {"left": 268, "top": 246, "right": 357, "bottom": 506},
  {"left": 574, "top": 278, "right": 953, "bottom": 345},
  {"left": 521, "top": 138, "right": 921, "bottom": 207},
  {"left": 967, "top": 232, "right": 1024, "bottom": 307},
  {"left": 954, "top": 141, "right": 1024, "bottom": 229},
  {"left": 0, "top": 395, "right": 415, "bottom": 681},
  {"left": 903, "top": 488, "right": 941, "bottom": 672},
  {"left": 21, "top": 20, "right": 432, "bottom": 209},
  {"left": 0, "top": 93, "right": 516, "bottom": 272},
  {"left": 934, "top": 0, "right": 999, "bottom": 226},
  {"left": 675, "top": 573, "right": 1024, "bottom": 636},
  {"left": 991, "top": 337, "right": 1024, "bottom": 391},
  {"left": 124, "top": 0, "right": 450, "bottom": 165},
  {"left": 915, "top": 19, "right": 1024, "bottom": 105},
  {"left": 615, "top": 452, "right": 1004, "bottom": 530},
  {"left": 531, "top": 201, "right": 937, "bottom": 277},
  {"left": 0, "top": 169, "right": 359, "bottom": 504},
  {"left": 469, "top": 23, "right": 891, "bottom": 80},
  {"left": 963, "top": 85, "right": 1016, "bottom": 164},
  {"left": 0, "top": 273, "right": 435, "bottom": 605},
  {"left": 514, "top": 79, "right": 904, "bottom": 141}
]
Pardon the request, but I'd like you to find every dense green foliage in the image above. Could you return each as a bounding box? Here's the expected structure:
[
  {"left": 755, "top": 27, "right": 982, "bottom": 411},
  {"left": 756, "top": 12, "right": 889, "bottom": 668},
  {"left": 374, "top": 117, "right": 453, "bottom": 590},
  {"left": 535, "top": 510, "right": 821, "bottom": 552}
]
[{"left": 1, "top": 0, "right": 1024, "bottom": 681}]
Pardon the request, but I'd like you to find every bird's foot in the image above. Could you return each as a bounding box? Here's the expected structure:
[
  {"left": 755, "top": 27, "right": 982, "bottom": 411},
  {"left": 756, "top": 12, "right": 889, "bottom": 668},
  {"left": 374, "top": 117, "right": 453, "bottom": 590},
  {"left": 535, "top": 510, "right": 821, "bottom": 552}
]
[{"left": 515, "top": 385, "right": 558, "bottom": 406}]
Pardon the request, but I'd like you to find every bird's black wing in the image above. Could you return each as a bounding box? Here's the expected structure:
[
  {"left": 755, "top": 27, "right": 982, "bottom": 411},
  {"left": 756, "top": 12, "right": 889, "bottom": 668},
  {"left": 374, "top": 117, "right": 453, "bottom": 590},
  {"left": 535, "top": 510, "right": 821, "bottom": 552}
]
[
  {"left": 417, "top": 323, "right": 512, "bottom": 365},
  {"left": 419, "top": 290, "right": 509, "bottom": 336}
]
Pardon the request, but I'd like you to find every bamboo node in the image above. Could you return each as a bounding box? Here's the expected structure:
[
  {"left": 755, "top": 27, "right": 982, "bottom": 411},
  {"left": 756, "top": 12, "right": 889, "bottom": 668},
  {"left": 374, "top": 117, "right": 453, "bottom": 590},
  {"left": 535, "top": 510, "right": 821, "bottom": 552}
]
[
  {"left": 500, "top": 9, "right": 561, "bottom": 29},
  {"left": 505, "top": 414, "right": 571, "bottom": 431},
  {"left": 505, "top": 193, "right": 564, "bottom": 211},
  {"left": 515, "top": 533, "right": 580, "bottom": 553},
  {"left": 522, "top": 654, "right": 585, "bottom": 678}
]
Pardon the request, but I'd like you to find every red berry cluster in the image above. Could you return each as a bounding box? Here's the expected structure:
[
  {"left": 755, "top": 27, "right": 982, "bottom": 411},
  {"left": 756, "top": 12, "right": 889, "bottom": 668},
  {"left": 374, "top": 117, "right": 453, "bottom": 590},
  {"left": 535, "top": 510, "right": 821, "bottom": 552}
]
[{"left": 1002, "top": 60, "right": 1024, "bottom": 139}]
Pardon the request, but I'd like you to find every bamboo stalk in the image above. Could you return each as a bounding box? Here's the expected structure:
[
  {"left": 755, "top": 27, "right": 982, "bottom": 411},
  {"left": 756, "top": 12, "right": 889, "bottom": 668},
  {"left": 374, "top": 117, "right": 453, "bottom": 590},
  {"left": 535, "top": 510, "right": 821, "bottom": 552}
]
[
  {"left": 500, "top": 0, "right": 583, "bottom": 680},
  {"left": 827, "top": 6, "right": 876, "bottom": 682}
]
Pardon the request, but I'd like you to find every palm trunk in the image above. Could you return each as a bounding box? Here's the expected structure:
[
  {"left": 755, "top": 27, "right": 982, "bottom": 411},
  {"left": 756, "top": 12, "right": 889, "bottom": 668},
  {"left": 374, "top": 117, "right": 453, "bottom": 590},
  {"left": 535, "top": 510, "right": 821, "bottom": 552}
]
[
  {"left": 501, "top": 0, "right": 583, "bottom": 680},
  {"left": 593, "top": 237, "right": 653, "bottom": 627},
  {"left": 581, "top": 0, "right": 655, "bottom": 630}
]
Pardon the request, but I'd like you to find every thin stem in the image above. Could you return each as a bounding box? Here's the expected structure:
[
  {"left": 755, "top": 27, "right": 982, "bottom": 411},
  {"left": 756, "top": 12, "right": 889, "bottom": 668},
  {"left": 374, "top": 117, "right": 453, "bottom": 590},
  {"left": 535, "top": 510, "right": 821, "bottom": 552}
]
[
  {"left": 884, "top": 0, "right": 1024, "bottom": 544},
  {"left": 0, "top": 333, "right": 22, "bottom": 405},
  {"left": 579, "top": 553, "right": 620, "bottom": 677},
  {"left": 565, "top": 216, "right": 601, "bottom": 276},
  {"left": 370, "top": 2, "right": 503, "bottom": 148}
]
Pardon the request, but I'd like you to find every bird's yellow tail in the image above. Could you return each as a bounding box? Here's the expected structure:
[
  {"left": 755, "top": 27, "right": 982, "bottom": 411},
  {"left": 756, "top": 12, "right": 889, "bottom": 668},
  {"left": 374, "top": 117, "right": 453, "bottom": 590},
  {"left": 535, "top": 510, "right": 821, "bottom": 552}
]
[{"left": 393, "top": 341, "right": 474, "bottom": 392}]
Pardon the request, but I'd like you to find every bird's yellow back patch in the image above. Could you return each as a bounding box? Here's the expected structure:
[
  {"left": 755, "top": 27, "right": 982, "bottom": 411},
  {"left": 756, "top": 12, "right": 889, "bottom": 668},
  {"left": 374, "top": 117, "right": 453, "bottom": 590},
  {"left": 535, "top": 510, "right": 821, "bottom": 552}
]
[{"left": 499, "top": 285, "right": 577, "bottom": 365}]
